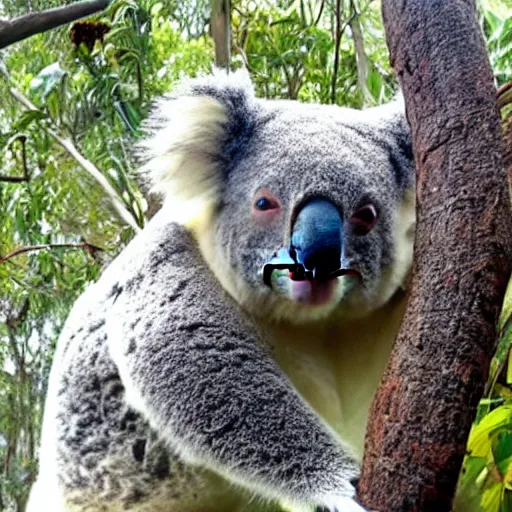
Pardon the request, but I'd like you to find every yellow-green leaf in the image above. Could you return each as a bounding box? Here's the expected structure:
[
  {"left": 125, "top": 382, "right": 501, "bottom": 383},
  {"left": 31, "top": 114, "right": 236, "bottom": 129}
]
[
  {"left": 498, "top": 277, "right": 512, "bottom": 331},
  {"left": 467, "top": 405, "right": 512, "bottom": 457},
  {"left": 481, "top": 482, "right": 502, "bottom": 512}
]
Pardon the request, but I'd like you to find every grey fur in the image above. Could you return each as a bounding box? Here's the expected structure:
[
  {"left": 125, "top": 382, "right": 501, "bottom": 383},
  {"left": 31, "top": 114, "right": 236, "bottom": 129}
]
[{"left": 28, "top": 70, "right": 415, "bottom": 512}]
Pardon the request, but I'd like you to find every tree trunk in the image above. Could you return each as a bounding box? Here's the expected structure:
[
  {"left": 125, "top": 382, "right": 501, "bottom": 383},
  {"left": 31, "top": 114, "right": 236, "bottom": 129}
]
[
  {"left": 358, "top": 1, "right": 512, "bottom": 511},
  {"left": 0, "top": 0, "right": 110, "bottom": 50},
  {"left": 211, "top": 0, "right": 230, "bottom": 70}
]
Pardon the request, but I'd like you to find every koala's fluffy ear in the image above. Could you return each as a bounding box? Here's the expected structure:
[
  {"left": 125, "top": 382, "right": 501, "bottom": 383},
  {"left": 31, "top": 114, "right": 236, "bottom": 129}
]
[
  {"left": 361, "top": 96, "right": 414, "bottom": 192},
  {"left": 138, "top": 68, "right": 256, "bottom": 214}
]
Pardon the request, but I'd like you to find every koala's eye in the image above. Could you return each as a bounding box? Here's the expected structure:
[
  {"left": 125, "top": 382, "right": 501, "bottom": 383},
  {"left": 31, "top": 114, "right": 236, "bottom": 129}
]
[
  {"left": 252, "top": 189, "right": 281, "bottom": 224},
  {"left": 255, "top": 197, "right": 278, "bottom": 211},
  {"left": 350, "top": 204, "right": 378, "bottom": 235},
  {"left": 253, "top": 189, "right": 280, "bottom": 212}
]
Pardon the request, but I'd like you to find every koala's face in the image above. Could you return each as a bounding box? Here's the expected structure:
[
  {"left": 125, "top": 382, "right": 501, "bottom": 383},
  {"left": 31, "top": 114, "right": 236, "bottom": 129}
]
[
  {"left": 211, "top": 102, "right": 415, "bottom": 322},
  {"left": 141, "top": 70, "right": 415, "bottom": 323}
]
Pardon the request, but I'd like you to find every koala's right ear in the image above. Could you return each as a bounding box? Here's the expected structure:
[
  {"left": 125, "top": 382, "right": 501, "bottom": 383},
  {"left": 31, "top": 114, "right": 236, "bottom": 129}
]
[{"left": 137, "top": 68, "right": 256, "bottom": 210}]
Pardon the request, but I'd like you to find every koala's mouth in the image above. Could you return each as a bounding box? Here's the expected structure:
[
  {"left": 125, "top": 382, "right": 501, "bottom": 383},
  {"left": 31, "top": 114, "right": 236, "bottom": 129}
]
[
  {"left": 288, "top": 275, "right": 337, "bottom": 305},
  {"left": 262, "top": 248, "right": 361, "bottom": 306}
]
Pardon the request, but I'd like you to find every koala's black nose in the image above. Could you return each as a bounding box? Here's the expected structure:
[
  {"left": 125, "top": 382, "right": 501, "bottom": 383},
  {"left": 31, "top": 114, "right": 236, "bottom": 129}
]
[{"left": 290, "top": 198, "right": 343, "bottom": 280}]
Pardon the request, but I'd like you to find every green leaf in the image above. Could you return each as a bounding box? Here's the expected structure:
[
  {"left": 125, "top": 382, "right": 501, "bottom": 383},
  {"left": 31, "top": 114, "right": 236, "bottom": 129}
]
[
  {"left": 150, "top": 2, "right": 163, "bottom": 16},
  {"left": 496, "top": 454, "right": 512, "bottom": 481},
  {"left": 501, "top": 490, "right": 512, "bottom": 512},
  {"left": 481, "top": 482, "right": 503, "bottom": 512},
  {"left": 30, "top": 62, "right": 66, "bottom": 100},
  {"left": 493, "top": 431, "right": 512, "bottom": 468},
  {"left": 0, "top": 132, "right": 13, "bottom": 149},
  {"left": 467, "top": 405, "right": 512, "bottom": 457},
  {"left": 455, "top": 456, "right": 487, "bottom": 512},
  {"left": 367, "top": 69, "right": 383, "bottom": 102},
  {"left": 507, "top": 349, "right": 512, "bottom": 385},
  {"left": 13, "top": 110, "right": 46, "bottom": 132},
  {"left": 498, "top": 277, "right": 512, "bottom": 331}
]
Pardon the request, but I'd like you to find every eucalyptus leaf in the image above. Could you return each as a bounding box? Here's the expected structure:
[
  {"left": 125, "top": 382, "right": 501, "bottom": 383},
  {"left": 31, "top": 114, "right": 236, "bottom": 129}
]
[
  {"left": 30, "top": 62, "right": 67, "bottom": 101},
  {"left": 13, "top": 110, "right": 46, "bottom": 132}
]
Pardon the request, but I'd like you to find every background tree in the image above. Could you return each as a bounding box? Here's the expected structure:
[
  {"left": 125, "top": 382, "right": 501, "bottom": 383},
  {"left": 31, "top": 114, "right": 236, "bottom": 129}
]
[
  {"left": 0, "top": 0, "right": 510, "bottom": 510},
  {"left": 211, "top": 0, "right": 230, "bottom": 68}
]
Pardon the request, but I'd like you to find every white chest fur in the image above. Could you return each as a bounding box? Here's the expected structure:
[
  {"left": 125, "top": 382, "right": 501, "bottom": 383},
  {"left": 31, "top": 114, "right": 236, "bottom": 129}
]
[{"left": 260, "top": 294, "right": 406, "bottom": 461}]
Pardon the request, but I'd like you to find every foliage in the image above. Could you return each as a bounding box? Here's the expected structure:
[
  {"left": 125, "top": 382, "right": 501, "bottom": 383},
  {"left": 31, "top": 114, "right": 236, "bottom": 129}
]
[
  {"left": 0, "top": 1, "right": 215, "bottom": 507},
  {"left": 0, "top": 0, "right": 511, "bottom": 510},
  {"left": 455, "top": 281, "right": 512, "bottom": 512},
  {"left": 452, "top": 29, "right": 512, "bottom": 507},
  {"left": 231, "top": 0, "right": 395, "bottom": 105},
  {"left": 479, "top": 0, "right": 512, "bottom": 87},
  {"left": 455, "top": 218, "right": 512, "bottom": 512}
]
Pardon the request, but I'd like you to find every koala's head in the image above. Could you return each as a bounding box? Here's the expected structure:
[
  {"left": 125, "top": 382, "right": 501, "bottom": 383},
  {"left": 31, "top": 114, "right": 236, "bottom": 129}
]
[{"left": 138, "top": 69, "right": 415, "bottom": 324}]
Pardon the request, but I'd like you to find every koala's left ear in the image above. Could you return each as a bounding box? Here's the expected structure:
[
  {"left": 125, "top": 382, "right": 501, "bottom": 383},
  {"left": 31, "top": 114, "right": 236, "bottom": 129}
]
[
  {"left": 362, "top": 97, "right": 415, "bottom": 191},
  {"left": 138, "top": 68, "right": 256, "bottom": 208}
]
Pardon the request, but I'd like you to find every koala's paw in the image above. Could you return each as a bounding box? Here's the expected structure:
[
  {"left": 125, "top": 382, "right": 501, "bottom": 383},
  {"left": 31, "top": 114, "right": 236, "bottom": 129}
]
[{"left": 315, "top": 496, "right": 368, "bottom": 512}]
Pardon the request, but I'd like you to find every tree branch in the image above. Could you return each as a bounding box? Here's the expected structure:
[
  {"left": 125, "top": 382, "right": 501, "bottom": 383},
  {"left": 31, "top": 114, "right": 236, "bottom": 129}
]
[
  {"left": 0, "top": 0, "right": 111, "bottom": 50},
  {"left": 313, "top": 0, "right": 326, "bottom": 26},
  {"left": 0, "top": 242, "right": 104, "bottom": 264},
  {"left": 0, "top": 175, "right": 27, "bottom": 182},
  {"left": 330, "top": 1, "right": 356, "bottom": 104},
  {"left": 359, "top": 1, "right": 512, "bottom": 510},
  {"left": 331, "top": 0, "right": 343, "bottom": 104},
  {"left": 20, "top": 135, "right": 29, "bottom": 180},
  {"left": 5, "top": 298, "right": 30, "bottom": 333},
  {"left": 498, "top": 81, "right": 512, "bottom": 110}
]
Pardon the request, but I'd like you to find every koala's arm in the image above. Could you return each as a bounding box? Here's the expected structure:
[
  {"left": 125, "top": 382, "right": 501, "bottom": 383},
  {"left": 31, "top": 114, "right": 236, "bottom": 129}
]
[{"left": 104, "top": 214, "right": 363, "bottom": 512}]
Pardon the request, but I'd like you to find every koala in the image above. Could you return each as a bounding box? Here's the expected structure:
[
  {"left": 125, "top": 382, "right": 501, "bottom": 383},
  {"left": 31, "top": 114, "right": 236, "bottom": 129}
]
[{"left": 27, "top": 69, "right": 415, "bottom": 512}]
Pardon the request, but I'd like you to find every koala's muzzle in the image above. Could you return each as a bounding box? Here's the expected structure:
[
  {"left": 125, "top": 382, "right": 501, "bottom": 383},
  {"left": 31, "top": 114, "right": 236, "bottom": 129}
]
[
  {"left": 290, "top": 199, "right": 343, "bottom": 281},
  {"left": 262, "top": 198, "right": 359, "bottom": 288}
]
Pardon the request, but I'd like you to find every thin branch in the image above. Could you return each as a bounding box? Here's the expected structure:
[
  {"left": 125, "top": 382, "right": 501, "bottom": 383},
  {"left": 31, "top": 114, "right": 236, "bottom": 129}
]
[
  {"left": 5, "top": 298, "right": 30, "bottom": 333},
  {"left": 331, "top": 0, "right": 342, "bottom": 104},
  {"left": 498, "top": 81, "right": 512, "bottom": 110},
  {"left": 5, "top": 298, "right": 29, "bottom": 375},
  {"left": 0, "top": 175, "right": 28, "bottom": 182},
  {"left": 20, "top": 135, "right": 29, "bottom": 180},
  {"left": 0, "top": 61, "right": 141, "bottom": 231},
  {"left": 233, "top": 43, "right": 250, "bottom": 70},
  {"left": 282, "top": 64, "right": 293, "bottom": 98},
  {"left": 50, "top": 133, "right": 140, "bottom": 230},
  {"left": 330, "top": 1, "right": 356, "bottom": 104},
  {"left": 313, "top": 0, "right": 326, "bottom": 26},
  {"left": 0, "top": 0, "right": 111, "bottom": 50},
  {"left": 0, "top": 241, "right": 104, "bottom": 264},
  {"left": 498, "top": 81, "right": 512, "bottom": 98}
]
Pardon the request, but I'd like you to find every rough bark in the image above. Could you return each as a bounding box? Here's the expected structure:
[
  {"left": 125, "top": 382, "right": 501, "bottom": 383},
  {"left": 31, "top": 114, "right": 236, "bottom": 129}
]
[
  {"left": 358, "top": 1, "right": 512, "bottom": 511},
  {"left": 211, "top": 0, "right": 231, "bottom": 69},
  {"left": 0, "top": 0, "right": 110, "bottom": 50}
]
